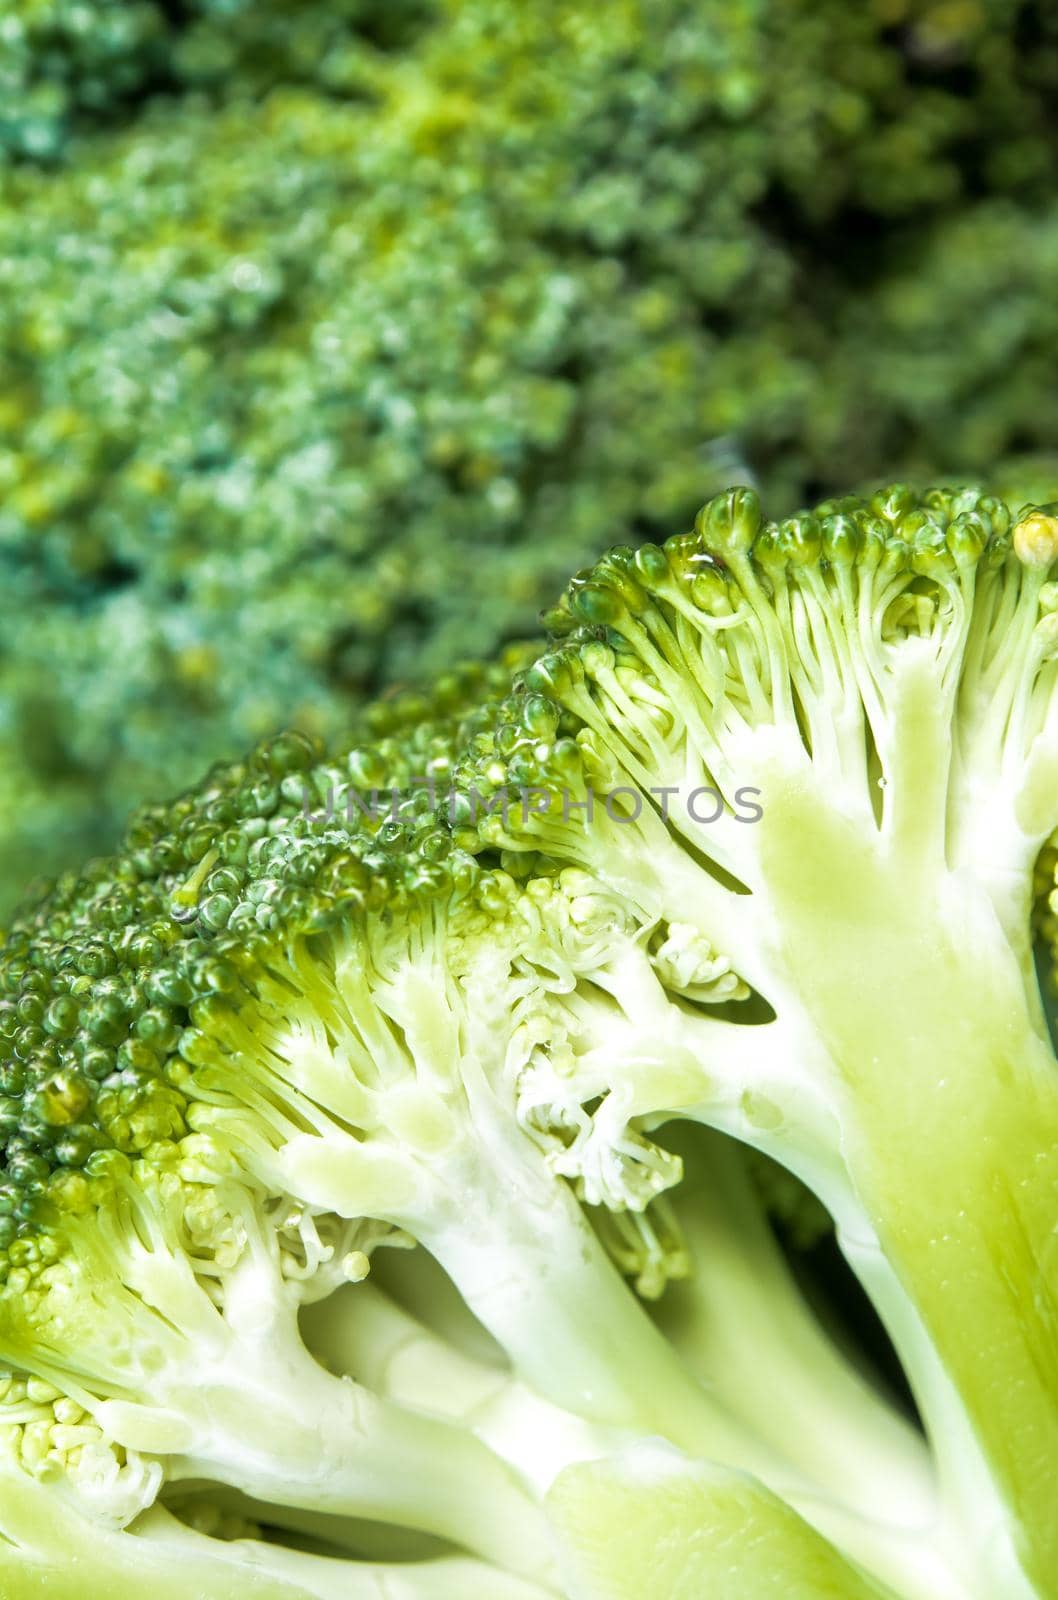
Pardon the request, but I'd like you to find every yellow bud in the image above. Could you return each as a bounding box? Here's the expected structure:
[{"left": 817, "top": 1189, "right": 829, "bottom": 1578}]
[
  {"left": 1013, "top": 512, "right": 1058, "bottom": 568},
  {"left": 341, "top": 1250, "right": 371, "bottom": 1283}
]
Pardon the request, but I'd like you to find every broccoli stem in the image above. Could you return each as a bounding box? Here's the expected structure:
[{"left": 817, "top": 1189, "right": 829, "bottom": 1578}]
[
  {"left": 172, "top": 1386, "right": 551, "bottom": 1582},
  {"left": 756, "top": 778, "right": 1058, "bottom": 1600},
  {"left": 137, "top": 1508, "right": 558, "bottom": 1600},
  {"left": 654, "top": 1127, "right": 979, "bottom": 1598},
  {"left": 399, "top": 1133, "right": 957, "bottom": 1591},
  {"left": 312, "top": 1270, "right": 962, "bottom": 1598},
  {"left": 303, "top": 1280, "right": 609, "bottom": 1497},
  {"left": 272, "top": 1017, "right": 795, "bottom": 1487},
  {"left": 0, "top": 1463, "right": 313, "bottom": 1600},
  {"left": 654, "top": 1125, "right": 938, "bottom": 1526},
  {"left": 401, "top": 1131, "right": 794, "bottom": 1476},
  {"left": 546, "top": 1443, "right": 900, "bottom": 1600},
  {"left": 221, "top": 1548, "right": 557, "bottom": 1600},
  {"left": 104, "top": 1316, "right": 553, "bottom": 1583}
]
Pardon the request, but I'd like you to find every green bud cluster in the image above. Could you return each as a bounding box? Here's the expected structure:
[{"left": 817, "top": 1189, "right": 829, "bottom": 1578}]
[
  {"left": 0, "top": 652, "right": 528, "bottom": 1272},
  {"left": 7, "top": 2, "right": 1058, "bottom": 907},
  {"left": 0, "top": 1, "right": 433, "bottom": 161},
  {"left": 450, "top": 484, "right": 1026, "bottom": 863}
]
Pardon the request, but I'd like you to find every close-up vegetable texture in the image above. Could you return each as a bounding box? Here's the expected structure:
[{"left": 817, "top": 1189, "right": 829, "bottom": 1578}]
[{"left": 5, "top": 4, "right": 1058, "bottom": 1599}]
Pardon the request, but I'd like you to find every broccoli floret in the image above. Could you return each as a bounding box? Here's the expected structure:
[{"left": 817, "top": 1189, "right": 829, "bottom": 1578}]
[
  {"left": 1, "top": 608, "right": 958, "bottom": 1597},
  {"left": 0, "top": 704, "right": 568, "bottom": 1586},
  {"left": 447, "top": 481, "right": 1058, "bottom": 1596},
  {"left": 9, "top": 0, "right": 1058, "bottom": 910},
  {"left": 15, "top": 483, "right": 1058, "bottom": 1595},
  {"left": 0, "top": 2, "right": 166, "bottom": 162},
  {"left": 0, "top": 1438, "right": 555, "bottom": 1599},
  {"left": 0, "top": 1, "right": 435, "bottom": 161}
]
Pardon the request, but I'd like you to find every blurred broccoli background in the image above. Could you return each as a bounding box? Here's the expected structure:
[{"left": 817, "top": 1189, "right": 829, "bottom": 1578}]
[{"left": 3, "top": 0, "right": 1058, "bottom": 909}]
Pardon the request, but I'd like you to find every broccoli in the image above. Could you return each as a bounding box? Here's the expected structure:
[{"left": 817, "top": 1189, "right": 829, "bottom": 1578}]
[
  {"left": 448, "top": 480, "right": 1058, "bottom": 1595},
  {"left": 3, "top": 479, "right": 1058, "bottom": 1595},
  {"left": 9, "top": 0, "right": 1058, "bottom": 909},
  {"left": 0, "top": 1, "right": 434, "bottom": 161},
  {"left": 0, "top": 1437, "right": 554, "bottom": 1598}
]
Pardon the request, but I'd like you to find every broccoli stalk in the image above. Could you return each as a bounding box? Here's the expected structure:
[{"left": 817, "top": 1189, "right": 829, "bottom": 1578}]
[
  {"left": 0, "top": 1145, "right": 550, "bottom": 1577},
  {"left": 457, "top": 484, "right": 1058, "bottom": 1597},
  {"left": 0, "top": 1442, "right": 555, "bottom": 1600},
  {"left": 309, "top": 1240, "right": 958, "bottom": 1600},
  {"left": 5, "top": 483, "right": 1057, "bottom": 1596},
  {"left": 546, "top": 1442, "right": 896, "bottom": 1600},
  {"left": 135, "top": 1504, "right": 557, "bottom": 1600},
  {"left": 0, "top": 1456, "right": 316, "bottom": 1600},
  {"left": 651, "top": 1127, "right": 942, "bottom": 1551},
  {"left": 180, "top": 858, "right": 956, "bottom": 1591},
  {"left": 183, "top": 885, "right": 789, "bottom": 1476}
]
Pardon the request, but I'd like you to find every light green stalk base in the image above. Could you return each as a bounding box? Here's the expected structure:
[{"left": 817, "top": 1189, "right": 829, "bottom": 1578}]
[
  {"left": 0, "top": 1466, "right": 313, "bottom": 1600},
  {"left": 137, "top": 1508, "right": 558, "bottom": 1600},
  {"left": 0, "top": 1465, "right": 556, "bottom": 1600},
  {"left": 547, "top": 1444, "right": 894, "bottom": 1600},
  {"left": 757, "top": 771, "right": 1058, "bottom": 1599}
]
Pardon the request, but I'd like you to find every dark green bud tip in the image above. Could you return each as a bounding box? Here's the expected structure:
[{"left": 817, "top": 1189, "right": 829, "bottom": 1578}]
[
  {"left": 540, "top": 598, "right": 577, "bottom": 638},
  {"left": 820, "top": 512, "right": 861, "bottom": 567},
  {"left": 776, "top": 513, "right": 822, "bottom": 567},
  {"left": 695, "top": 487, "right": 762, "bottom": 560},
  {"left": 569, "top": 582, "right": 626, "bottom": 627},
  {"left": 198, "top": 893, "right": 235, "bottom": 933},
  {"left": 594, "top": 550, "right": 649, "bottom": 614},
  {"left": 520, "top": 694, "right": 561, "bottom": 739},
  {"left": 977, "top": 495, "right": 1011, "bottom": 539},
  {"left": 634, "top": 544, "right": 671, "bottom": 586},
  {"left": 347, "top": 747, "right": 388, "bottom": 789},
  {"left": 946, "top": 510, "right": 991, "bottom": 567},
  {"left": 749, "top": 521, "right": 784, "bottom": 571},
  {"left": 37, "top": 1072, "right": 92, "bottom": 1128},
  {"left": 43, "top": 997, "right": 80, "bottom": 1039},
  {"left": 857, "top": 514, "right": 889, "bottom": 570},
  {"left": 872, "top": 484, "right": 916, "bottom": 524},
  {"left": 551, "top": 738, "right": 586, "bottom": 784},
  {"left": 902, "top": 511, "right": 951, "bottom": 576},
  {"left": 524, "top": 651, "right": 584, "bottom": 699},
  {"left": 689, "top": 565, "right": 735, "bottom": 614},
  {"left": 255, "top": 731, "right": 321, "bottom": 778}
]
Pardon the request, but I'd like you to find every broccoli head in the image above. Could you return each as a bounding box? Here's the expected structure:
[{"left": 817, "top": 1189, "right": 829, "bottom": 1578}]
[
  {"left": 4, "top": 482, "right": 1058, "bottom": 1595},
  {"left": 8, "top": 0, "right": 1058, "bottom": 909}
]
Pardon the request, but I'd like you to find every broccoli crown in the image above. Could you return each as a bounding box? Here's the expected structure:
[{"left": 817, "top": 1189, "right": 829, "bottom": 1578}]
[
  {"left": 6, "top": 0, "right": 1058, "bottom": 907},
  {"left": 0, "top": 0, "right": 435, "bottom": 161},
  {"left": 0, "top": 652, "right": 522, "bottom": 1191},
  {"left": 446, "top": 480, "right": 1058, "bottom": 1598},
  {"left": 5, "top": 482, "right": 1058, "bottom": 1598},
  {"left": 0, "top": 651, "right": 568, "bottom": 1580}
]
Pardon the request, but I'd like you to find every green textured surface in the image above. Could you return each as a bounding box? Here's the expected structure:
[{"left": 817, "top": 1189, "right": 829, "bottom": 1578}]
[
  {"left": 5, "top": 482, "right": 1051, "bottom": 1593},
  {"left": 5, "top": 0, "right": 1058, "bottom": 909},
  {"left": 548, "top": 1449, "right": 892, "bottom": 1600}
]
